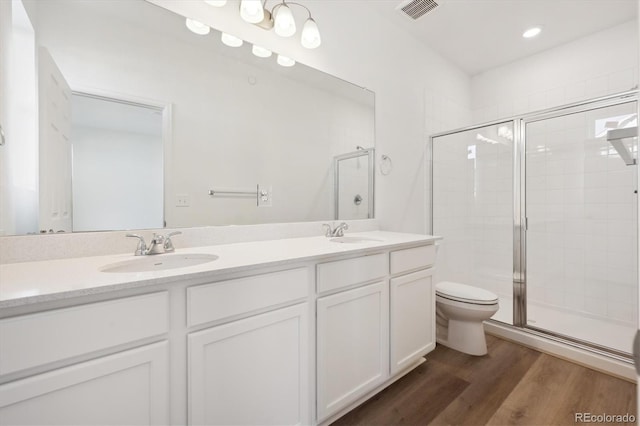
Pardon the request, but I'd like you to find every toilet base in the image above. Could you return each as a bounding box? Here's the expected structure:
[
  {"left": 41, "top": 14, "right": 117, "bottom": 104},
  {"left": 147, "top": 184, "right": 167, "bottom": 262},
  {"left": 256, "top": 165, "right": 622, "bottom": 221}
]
[{"left": 436, "top": 319, "right": 488, "bottom": 356}]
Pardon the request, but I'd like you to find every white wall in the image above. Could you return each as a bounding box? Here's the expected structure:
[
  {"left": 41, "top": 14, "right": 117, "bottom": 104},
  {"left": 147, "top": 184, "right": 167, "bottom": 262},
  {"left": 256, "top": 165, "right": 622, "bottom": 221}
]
[
  {"left": 72, "top": 126, "right": 163, "bottom": 232},
  {"left": 471, "top": 20, "right": 638, "bottom": 123},
  {"left": 0, "top": 0, "right": 39, "bottom": 236}
]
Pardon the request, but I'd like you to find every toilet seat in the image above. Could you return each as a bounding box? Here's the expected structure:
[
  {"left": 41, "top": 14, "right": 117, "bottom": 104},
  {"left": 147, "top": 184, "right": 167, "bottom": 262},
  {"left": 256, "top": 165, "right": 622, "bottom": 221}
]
[{"left": 436, "top": 281, "right": 498, "bottom": 306}]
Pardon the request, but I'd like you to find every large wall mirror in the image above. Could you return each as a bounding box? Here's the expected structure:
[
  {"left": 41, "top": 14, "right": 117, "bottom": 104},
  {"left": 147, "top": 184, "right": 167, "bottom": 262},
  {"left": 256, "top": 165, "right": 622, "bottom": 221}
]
[{"left": 0, "top": 0, "right": 375, "bottom": 236}]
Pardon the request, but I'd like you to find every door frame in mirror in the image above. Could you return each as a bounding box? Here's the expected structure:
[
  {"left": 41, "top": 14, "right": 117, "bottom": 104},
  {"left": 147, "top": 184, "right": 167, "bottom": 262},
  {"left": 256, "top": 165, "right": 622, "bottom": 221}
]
[
  {"left": 333, "top": 148, "right": 375, "bottom": 220},
  {"left": 70, "top": 87, "right": 172, "bottom": 232}
]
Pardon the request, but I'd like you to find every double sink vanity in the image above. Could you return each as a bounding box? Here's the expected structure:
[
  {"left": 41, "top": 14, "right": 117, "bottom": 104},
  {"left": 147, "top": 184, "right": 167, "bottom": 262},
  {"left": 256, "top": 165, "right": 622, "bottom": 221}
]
[{"left": 0, "top": 230, "right": 439, "bottom": 425}]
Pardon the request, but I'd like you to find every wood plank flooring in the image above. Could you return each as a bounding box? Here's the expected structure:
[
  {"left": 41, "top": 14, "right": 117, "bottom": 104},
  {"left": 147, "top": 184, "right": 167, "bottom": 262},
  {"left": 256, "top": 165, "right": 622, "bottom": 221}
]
[{"left": 332, "top": 335, "right": 636, "bottom": 426}]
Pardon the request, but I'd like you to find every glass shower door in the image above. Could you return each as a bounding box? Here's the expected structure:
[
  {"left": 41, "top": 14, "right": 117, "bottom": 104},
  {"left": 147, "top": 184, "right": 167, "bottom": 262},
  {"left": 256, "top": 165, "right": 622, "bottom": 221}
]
[
  {"left": 432, "top": 121, "right": 515, "bottom": 324},
  {"left": 524, "top": 100, "right": 638, "bottom": 354}
]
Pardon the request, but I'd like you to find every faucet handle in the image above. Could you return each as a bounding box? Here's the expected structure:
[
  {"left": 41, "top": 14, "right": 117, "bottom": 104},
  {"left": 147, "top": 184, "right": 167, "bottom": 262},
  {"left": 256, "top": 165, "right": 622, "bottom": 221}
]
[
  {"left": 126, "top": 233, "right": 147, "bottom": 256},
  {"left": 164, "top": 231, "right": 182, "bottom": 252},
  {"left": 322, "top": 223, "right": 332, "bottom": 238},
  {"left": 336, "top": 222, "right": 349, "bottom": 237}
]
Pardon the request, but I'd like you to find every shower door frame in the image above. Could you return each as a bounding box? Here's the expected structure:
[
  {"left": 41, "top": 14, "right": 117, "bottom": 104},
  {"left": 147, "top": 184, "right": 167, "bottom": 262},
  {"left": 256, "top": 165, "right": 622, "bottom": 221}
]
[{"left": 429, "top": 89, "right": 638, "bottom": 361}]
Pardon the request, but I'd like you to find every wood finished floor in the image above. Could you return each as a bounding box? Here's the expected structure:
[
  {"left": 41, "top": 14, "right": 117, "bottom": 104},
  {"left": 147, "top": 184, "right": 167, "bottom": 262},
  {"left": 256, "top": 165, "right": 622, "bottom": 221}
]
[{"left": 332, "top": 335, "right": 636, "bottom": 426}]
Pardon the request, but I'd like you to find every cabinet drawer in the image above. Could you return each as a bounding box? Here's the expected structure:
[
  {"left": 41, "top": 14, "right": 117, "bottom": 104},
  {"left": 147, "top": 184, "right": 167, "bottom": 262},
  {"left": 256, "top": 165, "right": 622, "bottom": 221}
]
[
  {"left": 390, "top": 244, "right": 436, "bottom": 275},
  {"left": 0, "top": 292, "right": 169, "bottom": 376},
  {"left": 187, "top": 267, "right": 310, "bottom": 327},
  {"left": 316, "top": 253, "right": 387, "bottom": 294}
]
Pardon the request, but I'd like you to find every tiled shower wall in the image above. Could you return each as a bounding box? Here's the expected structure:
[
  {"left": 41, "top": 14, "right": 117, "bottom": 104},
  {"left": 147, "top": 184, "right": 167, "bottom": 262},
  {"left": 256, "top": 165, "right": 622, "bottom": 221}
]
[
  {"left": 430, "top": 20, "right": 638, "bottom": 328},
  {"left": 526, "top": 102, "right": 638, "bottom": 325},
  {"left": 471, "top": 21, "right": 638, "bottom": 124},
  {"left": 432, "top": 125, "right": 514, "bottom": 309}
]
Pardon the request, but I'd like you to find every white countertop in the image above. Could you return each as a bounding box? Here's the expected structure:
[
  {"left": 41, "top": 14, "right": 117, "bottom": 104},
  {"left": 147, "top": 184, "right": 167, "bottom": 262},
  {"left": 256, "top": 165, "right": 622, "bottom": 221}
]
[{"left": 0, "top": 231, "right": 440, "bottom": 308}]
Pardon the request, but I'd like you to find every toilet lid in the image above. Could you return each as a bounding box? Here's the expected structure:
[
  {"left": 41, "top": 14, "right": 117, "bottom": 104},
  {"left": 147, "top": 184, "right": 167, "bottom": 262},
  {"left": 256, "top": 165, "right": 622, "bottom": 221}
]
[{"left": 436, "top": 281, "right": 498, "bottom": 305}]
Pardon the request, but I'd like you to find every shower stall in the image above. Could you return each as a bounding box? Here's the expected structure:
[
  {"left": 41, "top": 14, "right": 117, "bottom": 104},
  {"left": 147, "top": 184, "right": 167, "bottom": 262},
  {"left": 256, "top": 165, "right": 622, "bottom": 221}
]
[{"left": 431, "top": 91, "right": 638, "bottom": 360}]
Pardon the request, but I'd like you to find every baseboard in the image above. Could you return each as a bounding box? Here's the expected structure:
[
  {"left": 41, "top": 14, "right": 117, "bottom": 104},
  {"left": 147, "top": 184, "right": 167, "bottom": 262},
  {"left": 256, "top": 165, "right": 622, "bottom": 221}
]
[{"left": 484, "top": 321, "right": 636, "bottom": 383}]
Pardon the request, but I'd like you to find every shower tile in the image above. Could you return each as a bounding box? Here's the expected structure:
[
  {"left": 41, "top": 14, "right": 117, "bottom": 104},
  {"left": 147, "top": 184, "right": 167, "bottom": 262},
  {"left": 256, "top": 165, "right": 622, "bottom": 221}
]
[
  {"left": 586, "top": 75, "right": 609, "bottom": 98},
  {"left": 584, "top": 280, "right": 608, "bottom": 299},
  {"left": 528, "top": 92, "right": 547, "bottom": 112},
  {"left": 584, "top": 187, "right": 608, "bottom": 204},
  {"left": 608, "top": 68, "right": 634, "bottom": 93},
  {"left": 606, "top": 300, "right": 634, "bottom": 323},
  {"left": 562, "top": 189, "right": 584, "bottom": 205},
  {"left": 584, "top": 203, "right": 608, "bottom": 220},
  {"left": 564, "top": 291, "right": 585, "bottom": 312},
  {"left": 583, "top": 172, "right": 608, "bottom": 188},
  {"left": 545, "top": 87, "right": 565, "bottom": 109},
  {"left": 608, "top": 170, "right": 634, "bottom": 188},
  {"left": 607, "top": 203, "right": 634, "bottom": 220},
  {"left": 565, "top": 81, "right": 586, "bottom": 103},
  {"left": 584, "top": 297, "right": 607, "bottom": 317},
  {"left": 607, "top": 219, "right": 636, "bottom": 237}
]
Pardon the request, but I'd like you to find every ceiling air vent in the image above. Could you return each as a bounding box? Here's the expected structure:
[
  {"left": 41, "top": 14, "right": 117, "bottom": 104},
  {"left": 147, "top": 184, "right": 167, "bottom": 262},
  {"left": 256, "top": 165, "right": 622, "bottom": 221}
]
[{"left": 397, "top": 0, "right": 439, "bottom": 20}]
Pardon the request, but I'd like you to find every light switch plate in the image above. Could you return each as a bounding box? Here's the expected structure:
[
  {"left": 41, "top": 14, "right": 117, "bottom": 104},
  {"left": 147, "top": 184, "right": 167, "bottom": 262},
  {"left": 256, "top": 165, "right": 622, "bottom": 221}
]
[{"left": 176, "top": 194, "right": 190, "bottom": 207}]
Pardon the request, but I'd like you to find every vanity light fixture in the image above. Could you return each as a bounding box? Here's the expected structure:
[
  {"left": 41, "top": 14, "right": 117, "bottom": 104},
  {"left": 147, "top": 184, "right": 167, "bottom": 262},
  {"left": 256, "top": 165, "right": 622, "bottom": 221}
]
[
  {"left": 277, "top": 54, "right": 295, "bottom": 67},
  {"left": 252, "top": 44, "right": 272, "bottom": 58},
  {"left": 185, "top": 18, "right": 211, "bottom": 35},
  {"left": 239, "top": 1, "right": 321, "bottom": 49},
  {"left": 522, "top": 27, "right": 541, "bottom": 38},
  {"left": 204, "top": 0, "right": 227, "bottom": 6},
  {"left": 221, "top": 32, "right": 243, "bottom": 47}
]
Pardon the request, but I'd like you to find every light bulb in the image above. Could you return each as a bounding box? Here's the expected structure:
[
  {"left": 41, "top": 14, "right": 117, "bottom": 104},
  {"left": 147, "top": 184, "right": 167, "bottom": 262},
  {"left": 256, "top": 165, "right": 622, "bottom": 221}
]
[
  {"left": 221, "top": 33, "right": 243, "bottom": 47},
  {"left": 522, "top": 27, "right": 541, "bottom": 38},
  {"left": 301, "top": 18, "right": 321, "bottom": 49},
  {"left": 204, "top": 0, "right": 227, "bottom": 6},
  {"left": 277, "top": 54, "right": 295, "bottom": 67},
  {"left": 240, "top": 0, "right": 265, "bottom": 24},
  {"left": 252, "top": 45, "right": 272, "bottom": 58},
  {"left": 274, "top": 3, "right": 296, "bottom": 37},
  {"left": 185, "top": 18, "right": 210, "bottom": 35}
]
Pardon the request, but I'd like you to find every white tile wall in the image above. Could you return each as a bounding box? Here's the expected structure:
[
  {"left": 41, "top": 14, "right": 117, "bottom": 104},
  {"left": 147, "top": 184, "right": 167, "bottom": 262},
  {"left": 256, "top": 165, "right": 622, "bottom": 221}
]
[
  {"left": 471, "top": 21, "right": 638, "bottom": 124},
  {"left": 432, "top": 123, "right": 514, "bottom": 322},
  {"left": 526, "top": 102, "right": 638, "bottom": 325}
]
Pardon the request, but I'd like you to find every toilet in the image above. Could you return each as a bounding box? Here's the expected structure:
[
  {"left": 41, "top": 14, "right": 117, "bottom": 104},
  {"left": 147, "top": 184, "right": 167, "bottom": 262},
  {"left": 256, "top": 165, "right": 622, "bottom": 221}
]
[{"left": 435, "top": 281, "right": 499, "bottom": 356}]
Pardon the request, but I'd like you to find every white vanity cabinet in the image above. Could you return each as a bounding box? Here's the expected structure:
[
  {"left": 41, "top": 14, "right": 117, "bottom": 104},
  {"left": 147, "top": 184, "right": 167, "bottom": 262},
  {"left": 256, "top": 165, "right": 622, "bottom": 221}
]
[
  {"left": 0, "top": 232, "right": 440, "bottom": 426},
  {"left": 186, "top": 267, "right": 311, "bottom": 426},
  {"left": 315, "top": 254, "right": 389, "bottom": 422},
  {"left": 0, "top": 342, "right": 169, "bottom": 425},
  {"left": 389, "top": 245, "right": 437, "bottom": 375},
  {"left": 0, "top": 292, "right": 170, "bottom": 425}
]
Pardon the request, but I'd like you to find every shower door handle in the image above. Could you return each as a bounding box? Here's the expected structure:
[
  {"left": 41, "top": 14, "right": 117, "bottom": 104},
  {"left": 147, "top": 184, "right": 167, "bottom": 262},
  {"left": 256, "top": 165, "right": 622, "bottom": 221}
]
[{"left": 633, "top": 330, "right": 640, "bottom": 375}]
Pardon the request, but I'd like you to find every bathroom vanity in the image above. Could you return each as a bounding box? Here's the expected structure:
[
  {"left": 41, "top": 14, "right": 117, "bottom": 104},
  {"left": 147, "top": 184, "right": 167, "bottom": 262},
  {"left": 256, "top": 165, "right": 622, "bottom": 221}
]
[{"left": 0, "top": 231, "right": 438, "bottom": 425}]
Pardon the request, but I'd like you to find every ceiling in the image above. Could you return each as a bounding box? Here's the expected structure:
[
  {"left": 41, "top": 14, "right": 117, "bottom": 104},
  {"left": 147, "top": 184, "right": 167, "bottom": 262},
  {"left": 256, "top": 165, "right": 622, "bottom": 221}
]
[{"left": 370, "top": 0, "right": 638, "bottom": 76}]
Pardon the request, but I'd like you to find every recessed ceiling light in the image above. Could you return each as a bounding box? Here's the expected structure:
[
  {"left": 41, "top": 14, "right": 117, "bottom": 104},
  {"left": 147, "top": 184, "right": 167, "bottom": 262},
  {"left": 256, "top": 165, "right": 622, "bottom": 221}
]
[{"left": 522, "top": 27, "right": 541, "bottom": 39}]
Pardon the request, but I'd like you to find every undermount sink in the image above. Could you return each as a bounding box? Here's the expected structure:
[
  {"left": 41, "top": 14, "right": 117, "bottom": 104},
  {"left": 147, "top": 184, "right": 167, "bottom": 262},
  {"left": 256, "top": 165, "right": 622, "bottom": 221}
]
[
  {"left": 100, "top": 253, "right": 218, "bottom": 273},
  {"left": 329, "top": 236, "right": 383, "bottom": 244}
]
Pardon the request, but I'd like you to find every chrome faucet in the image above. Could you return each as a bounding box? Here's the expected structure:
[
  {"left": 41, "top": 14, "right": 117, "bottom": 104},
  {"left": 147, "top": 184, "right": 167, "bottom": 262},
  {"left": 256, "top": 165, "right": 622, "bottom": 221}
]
[
  {"left": 126, "top": 231, "right": 182, "bottom": 255},
  {"left": 322, "top": 222, "right": 349, "bottom": 238}
]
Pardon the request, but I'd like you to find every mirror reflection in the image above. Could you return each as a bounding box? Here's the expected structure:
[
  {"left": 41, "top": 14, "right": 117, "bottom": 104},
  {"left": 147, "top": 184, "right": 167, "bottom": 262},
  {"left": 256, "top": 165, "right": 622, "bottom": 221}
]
[{"left": 1, "top": 0, "right": 375, "bottom": 236}]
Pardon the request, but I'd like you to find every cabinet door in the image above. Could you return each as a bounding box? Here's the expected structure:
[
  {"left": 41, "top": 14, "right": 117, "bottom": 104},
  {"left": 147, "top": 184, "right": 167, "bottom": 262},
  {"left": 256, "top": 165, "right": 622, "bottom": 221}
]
[
  {"left": 316, "top": 281, "right": 389, "bottom": 422},
  {"left": 188, "top": 303, "right": 309, "bottom": 426},
  {"left": 0, "top": 342, "right": 169, "bottom": 426},
  {"left": 390, "top": 269, "right": 434, "bottom": 375}
]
